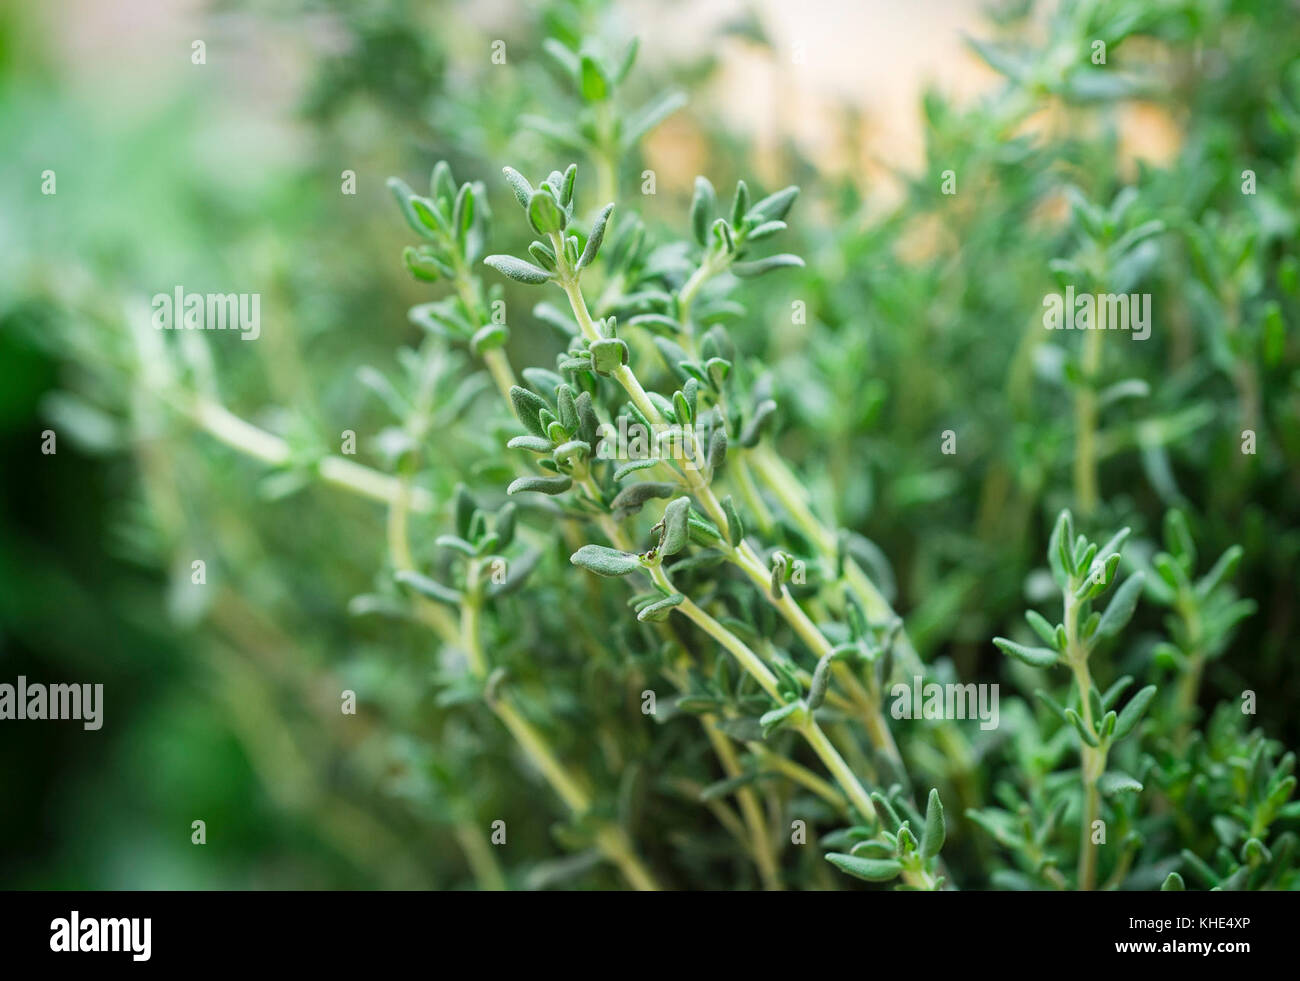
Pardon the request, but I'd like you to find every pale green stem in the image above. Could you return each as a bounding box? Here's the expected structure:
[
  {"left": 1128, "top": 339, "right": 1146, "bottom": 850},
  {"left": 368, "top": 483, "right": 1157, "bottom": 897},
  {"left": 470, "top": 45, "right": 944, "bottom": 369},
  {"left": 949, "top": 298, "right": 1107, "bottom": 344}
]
[
  {"left": 1064, "top": 587, "right": 1104, "bottom": 891},
  {"left": 649, "top": 565, "right": 876, "bottom": 823},
  {"left": 186, "top": 396, "right": 434, "bottom": 511},
  {"left": 750, "top": 743, "right": 847, "bottom": 814},
  {"left": 1074, "top": 325, "right": 1103, "bottom": 516},
  {"left": 453, "top": 821, "right": 509, "bottom": 890}
]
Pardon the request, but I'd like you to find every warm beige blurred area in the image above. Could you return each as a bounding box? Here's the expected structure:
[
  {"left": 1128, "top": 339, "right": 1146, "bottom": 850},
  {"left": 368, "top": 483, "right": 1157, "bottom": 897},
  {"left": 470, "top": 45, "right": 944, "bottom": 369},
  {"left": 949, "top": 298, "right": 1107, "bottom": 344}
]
[
  {"left": 38, "top": 0, "right": 1180, "bottom": 199},
  {"left": 40, "top": 0, "right": 994, "bottom": 173},
  {"left": 631, "top": 0, "right": 997, "bottom": 181}
]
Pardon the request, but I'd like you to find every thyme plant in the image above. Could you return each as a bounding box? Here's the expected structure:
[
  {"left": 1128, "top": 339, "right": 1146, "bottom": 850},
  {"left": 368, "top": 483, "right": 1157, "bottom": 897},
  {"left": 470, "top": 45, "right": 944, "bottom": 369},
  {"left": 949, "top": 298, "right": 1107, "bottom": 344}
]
[{"left": 7, "top": 0, "right": 1297, "bottom": 892}]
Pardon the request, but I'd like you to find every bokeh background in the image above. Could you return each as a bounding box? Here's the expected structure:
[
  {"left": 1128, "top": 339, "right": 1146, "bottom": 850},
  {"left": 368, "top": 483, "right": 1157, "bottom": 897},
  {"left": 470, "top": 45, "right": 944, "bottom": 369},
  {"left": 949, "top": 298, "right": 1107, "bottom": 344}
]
[{"left": 2, "top": 0, "right": 1297, "bottom": 888}]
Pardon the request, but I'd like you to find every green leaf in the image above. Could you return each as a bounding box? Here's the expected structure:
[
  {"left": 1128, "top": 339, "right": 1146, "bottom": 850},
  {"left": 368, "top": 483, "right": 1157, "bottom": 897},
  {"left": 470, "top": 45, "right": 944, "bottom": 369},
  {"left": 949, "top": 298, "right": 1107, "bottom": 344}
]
[
  {"left": 1034, "top": 689, "right": 1068, "bottom": 721},
  {"left": 921, "top": 789, "right": 946, "bottom": 860},
  {"left": 993, "top": 637, "right": 1058, "bottom": 668},
  {"left": 739, "top": 399, "right": 777, "bottom": 447},
  {"left": 1164, "top": 508, "right": 1197, "bottom": 571},
  {"left": 1161, "top": 872, "right": 1185, "bottom": 891},
  {"left": 611, "top": 481, "right": 679, "bottom": 515},
  {"left": 452, "top": 182, "right": 474, "bottom": 246},
  {"left": 731, "top": 180, "right": 749, "bottom": 228},
  {"left": 495, "top": 503, "right": 517, "bottom": 550},
  {"left": 1097, "top": 572, "right": 1144, "bottom": 638},
  {"left": 807, "top": 653, "right": 835, "bottom": 711},
  {"left": 502, "top": 167, "right": 533, "bottom": 209},
  {"left": 436, "top": 534, "right": 476, "bottom": 558},
  {"left": 1099, "top": 771, "right": 1144, "bottom": 796},
  {"left": 579, "top": 54, "right": 609, "bottom": 101},
  {"left": 528, "top": 241, "right": 558, "bottom": 271},
  {"left": 747, "top": 220, "right": 787, "bottom": 241},
  {"left": 509, "top": 386, "right": 550, "bottom": 438},
  {"left": 394, "top": 569, "right": 463, "bottom": 606},
  {"left": 485, "top": 547, "right": 541, "bottom": 598},
  {"left": 637, "top": 593, "right": 684, "bottom": 622},
  {"left": 825, "top": 853, "right": 903, "bottom": 882},
  {"left": 540, "top": 38, "right": 579, "bottom": 80},
  {"left": 387, "top": 177, "right": 442, "bottom": 240},
  {"left": 1047, "top": 510, "right": 1071, "bottom": 588},
  {"left": 707, "top": 426, "right": 727, "bottom": 471},
  {"left": 431, "top": 161, "right": 456, "bottom": 206},
  {"left": 402, "top": 246, "right": 443, "bottom": 282},
  {"left": 575, "top": 391, "right": 599, "bottom": 446},
  {"left": 690, "top": 177, "right": 716, "bottom": 247},
  {"left": 589, "top": 338, "right": 629, "bottom": 374},
  {"left": 849, "top": 840, "right": 897, "bottom": 859},
  {"left": 732, "top": 253, "right": 804, "bottom": 278},
  {"left": 1112, "top": 684, "right": 1157, "bottom": 740},
  {"left": 721, "top": 496, "right": 744, "bottom": 546},
  {"left": 1100, "top": 675, "right": 1134, "bottom": 711},
  {"left": 471, "top": 322, "right": 509, "bottom": 354},
  {"left": 621, "top": 90, "right": 687, "bottom": 150},
  {"left": 1065, "top": 709, "right": 1099, "bottom": 747},
  {"left": 759, "top": 701, "right": 804, "bottom": 737},
  {"left": 659, "top": 497, "right": 692, "bottom": 557},
  {"left": 712, "top": 218, "right": 735, "bottom": 253},
  {"left": 747, "top": 185, "right": 800, "bottom": 222},
  {"left": 579, "top": 203, "right": 615, "bottom": 270},
  {"left": 485, "top": 254, "right": 553, "bottom": 284},
  {"left": 507, "top": 475, "right": 573, "bottom": 496},
  {"left": 552, "top": 440, "right": 590, "bottom": 469},
  {"left": 769, "top": 551, "right": 788, "bottom": 599},
  {"left": 507, "top": 435, "right": 552, "bottom": 453},
  {"left": 1025, "top": 609, "right": 1059, "bottom": 647},
  {"left": 570, "top": 545, "right": 642, "bottom": 577},
  {"left": 527, "top": 190, "right": 567, "bottom": 235},
  {"left": 1197, "top": 545, "right": 1243, "bottom": 599},
  {"left": 613, "top": 459, "right": 659, "bottom": 481}
]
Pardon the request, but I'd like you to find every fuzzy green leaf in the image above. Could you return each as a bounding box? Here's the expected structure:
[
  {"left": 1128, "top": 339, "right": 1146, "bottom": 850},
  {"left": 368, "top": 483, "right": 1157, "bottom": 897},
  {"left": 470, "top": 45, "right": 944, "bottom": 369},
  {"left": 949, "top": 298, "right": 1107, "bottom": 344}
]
[
  {"left": 485, "top": 254, "right": 553, "bottom": 284},
  {"left": 759, "top": 701, "right": 804, "bottom": 737},
  {"left": 395, "top": 570, "right": 463, "bottom": 606},
  {"left": 732, "top": 253, "right": 804, "bottom": 278},
  {"left": 579, "top": 203, "right": 614, "bottom": 269},
  {"left": 637, "top": 593, "right": 684, "bottom": 622},
  {"left": 569, "top": 545, "right": 642, "bottom": 577},
  {"left": 825, "top": 853, "right": 903, "bottom": 882},
  {"left": 1065, "top": 708, "right": 1099, "bottom": 747},
  {"left": 502, "top": 167, "right": 533, "bottom": 209},
  {"left": 993, "top": 637, "right": 1058, "bottom": 668},
  {"left": 1112, "top": 684, "right": 1157, "bottom": 740},
  {"left": 659, "top": 497, "right": 692, "bottom": 557},
  {"left": 509, "top": 386, "right": 549, "bottom": 438},
  {"left": 611, "top": 481, "right": 678, "bottom": 516},
  {"left": 1099, "top": 771, "right": 1144, "bottom": 796},
  {"left": 507, "top": 475, "right": 573, "bottom": 496},
  {"left": 527, "top": 190, "right": 567, "bottom": 235},
  {"left": 690, "top": 177, "right": 716, "bottom": 247},
  {"left": 921, "top": 788, "right": 946, "bottom": 860},
  {"left": 748, "top": 186, "right": 800, "bottom": 222},
  {"left": 1097, "top": 572, "right": 1144, "bottom": 638}
]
